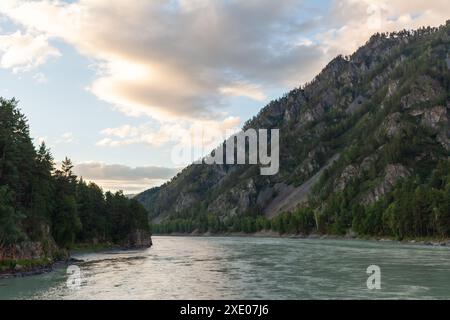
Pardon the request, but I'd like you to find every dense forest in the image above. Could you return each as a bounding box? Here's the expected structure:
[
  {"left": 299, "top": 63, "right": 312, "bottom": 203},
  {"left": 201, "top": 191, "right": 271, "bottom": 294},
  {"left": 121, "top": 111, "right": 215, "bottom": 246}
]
[
  {"left": 152, "top": 160, "right": 450, "bottom": 239},
  {"left": 147, "top": 22, "right": 450, "bottom": 240},
  {"left": 0, "top": 98, "right": 151, "bottom": 264}
]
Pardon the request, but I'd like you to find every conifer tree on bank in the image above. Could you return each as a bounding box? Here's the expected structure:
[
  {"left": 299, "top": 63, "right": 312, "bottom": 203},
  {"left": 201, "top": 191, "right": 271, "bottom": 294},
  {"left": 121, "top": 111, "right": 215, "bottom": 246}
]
[{"left": 0, "top": 98, "right": 151, "bottom": 256}]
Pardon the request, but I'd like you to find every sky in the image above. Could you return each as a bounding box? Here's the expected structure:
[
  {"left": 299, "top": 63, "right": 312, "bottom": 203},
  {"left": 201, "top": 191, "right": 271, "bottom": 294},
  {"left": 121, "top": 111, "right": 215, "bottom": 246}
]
[{"left": 0, "top": 0, "right": 449, "bottom": 194}]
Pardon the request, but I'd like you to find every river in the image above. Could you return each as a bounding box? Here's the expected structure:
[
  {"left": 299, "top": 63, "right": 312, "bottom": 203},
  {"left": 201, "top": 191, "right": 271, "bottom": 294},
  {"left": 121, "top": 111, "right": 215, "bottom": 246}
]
[{"left": 1, "top": 236, "right": 450, "bottom": 299}]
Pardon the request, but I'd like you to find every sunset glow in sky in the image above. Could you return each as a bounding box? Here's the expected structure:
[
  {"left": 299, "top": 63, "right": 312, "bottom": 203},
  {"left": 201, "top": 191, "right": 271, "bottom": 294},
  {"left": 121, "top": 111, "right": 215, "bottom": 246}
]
[{"left": 0, "top": 0, "right": 449, "bottom": 193}]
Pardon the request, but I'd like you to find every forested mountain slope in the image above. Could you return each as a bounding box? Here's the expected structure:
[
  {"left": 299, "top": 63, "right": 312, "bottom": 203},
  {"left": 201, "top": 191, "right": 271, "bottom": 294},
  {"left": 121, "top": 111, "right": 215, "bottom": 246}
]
[{"left": 137, "top": 21, "right": 450, "bottom": 239}]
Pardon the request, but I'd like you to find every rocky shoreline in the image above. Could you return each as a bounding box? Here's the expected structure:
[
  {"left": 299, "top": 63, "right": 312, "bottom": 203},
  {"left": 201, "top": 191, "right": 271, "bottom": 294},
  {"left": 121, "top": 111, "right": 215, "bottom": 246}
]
[
  {"left": 0, "top": 236, "right": 153, "bottom": 279},
  {"left": 0, "top": 258, "right": 83, "bottom": 279}
]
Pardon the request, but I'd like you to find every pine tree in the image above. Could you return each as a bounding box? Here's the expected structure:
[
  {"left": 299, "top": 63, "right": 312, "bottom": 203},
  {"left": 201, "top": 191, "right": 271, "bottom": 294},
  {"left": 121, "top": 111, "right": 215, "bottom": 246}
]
[{"left": 0, "top": 186, "right": 25, "bottom": 247}]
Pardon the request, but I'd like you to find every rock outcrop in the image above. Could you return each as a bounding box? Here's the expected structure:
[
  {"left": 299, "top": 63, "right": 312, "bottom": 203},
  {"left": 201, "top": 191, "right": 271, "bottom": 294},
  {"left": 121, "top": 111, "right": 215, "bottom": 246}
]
[
  {"left": 363, "top": 164, "right": 411, "bottom": 204},
  {"left": 0, "top": 241, "right": 57, "bottom": 261},
  {"left": 121, "top": 230, "right": 153, "bottom": 249}
]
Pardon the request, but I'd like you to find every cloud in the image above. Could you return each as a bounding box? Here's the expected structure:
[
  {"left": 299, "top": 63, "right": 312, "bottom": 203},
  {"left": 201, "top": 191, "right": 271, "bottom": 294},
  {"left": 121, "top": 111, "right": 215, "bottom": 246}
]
[
  {"left": 219, "top": 82, "right": 267, "bottom": 101},
  {"left": 1, "top": 0, "right": 449, "bottom": 148},
  {"left": 0, "top": 0, "right": 325, "bottom": 121},
  {"left": 62, "top": 132, "right": 73, "bottom": 141},
  {"left": 73, "top": 161, "right": 181, "bottom": 193},
  {"left": 33, "top": 72, "right": 47, "bottom": 84},
  {"left": 0, "top": 30, "right": 60, "bottom": 73},
  {"left": 97, "top": 116, "right": 241, "bottom": 150},
  {"left": 55, "top": 132, "right": 74, "bottom": 144},
  {"left": 320, "top": 0, "right": 450, "bottom": 56}
]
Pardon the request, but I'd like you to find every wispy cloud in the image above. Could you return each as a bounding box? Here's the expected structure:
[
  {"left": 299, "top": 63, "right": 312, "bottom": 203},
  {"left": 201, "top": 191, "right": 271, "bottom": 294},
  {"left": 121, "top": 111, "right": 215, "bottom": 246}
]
[
  {"left": 96, "top": 116, "right": 241, "bottom": 151},
  {"left": 0, "top": 30, "right": 60, "bottom": 73},
  {"left": 319, "top": 0, "right": 450, "bottom": 57},
  {"left": 33, "top": 72, "right": 47, "bottom": 84},
  {"left": 55, "top": 132, "right": 74, "bottom": 144},
  {"left": 219, "top": 82, "right": 267, "bottom": 102}
]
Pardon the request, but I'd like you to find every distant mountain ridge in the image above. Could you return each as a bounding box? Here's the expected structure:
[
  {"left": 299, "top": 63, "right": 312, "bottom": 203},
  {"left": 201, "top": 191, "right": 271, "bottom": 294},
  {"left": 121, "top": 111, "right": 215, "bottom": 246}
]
[{"left": 137, "top": 21, "right": 450, "bottom": 238}]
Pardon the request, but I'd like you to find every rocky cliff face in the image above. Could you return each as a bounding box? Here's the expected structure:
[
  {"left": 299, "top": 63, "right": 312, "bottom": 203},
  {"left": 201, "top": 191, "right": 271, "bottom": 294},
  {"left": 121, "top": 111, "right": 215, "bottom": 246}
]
[
  {"left": 0, "top": 241, "right": 58, "bottom": 261},
  {"left": 120, "top": 230, "right": 153, "bottom": 249},
  {"left": 0, "top": 224, "right": 62, "bottom": 262},
  {"left": 137, "top": 22, "right": 450, "bottom": 225}
]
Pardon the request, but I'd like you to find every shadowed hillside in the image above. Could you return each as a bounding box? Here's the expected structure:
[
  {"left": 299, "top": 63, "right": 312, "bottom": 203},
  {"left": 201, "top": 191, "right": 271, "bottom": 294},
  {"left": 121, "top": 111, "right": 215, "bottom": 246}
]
[{"left": 137, "top": 21, "right": 450, "bottom": 239}]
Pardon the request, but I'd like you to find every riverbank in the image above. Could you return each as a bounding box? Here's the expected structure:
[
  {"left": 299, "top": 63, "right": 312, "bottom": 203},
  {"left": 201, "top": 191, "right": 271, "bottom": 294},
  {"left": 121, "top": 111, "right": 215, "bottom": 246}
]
[
  {"left": 0, "top": 239, "right": 153, "bottom": 279},
  {"left": 153, "top": 230, "right": 450, "bottom": 247},
  {"left": 0, "top": 257, "right": 83, "bottom": 279}
]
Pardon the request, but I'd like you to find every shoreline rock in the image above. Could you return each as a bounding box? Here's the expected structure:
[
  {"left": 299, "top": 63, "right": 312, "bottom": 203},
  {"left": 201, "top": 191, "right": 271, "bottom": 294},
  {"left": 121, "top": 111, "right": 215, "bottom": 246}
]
[{"left": 0, "top": 236, "right": 152, "bottom": 279}]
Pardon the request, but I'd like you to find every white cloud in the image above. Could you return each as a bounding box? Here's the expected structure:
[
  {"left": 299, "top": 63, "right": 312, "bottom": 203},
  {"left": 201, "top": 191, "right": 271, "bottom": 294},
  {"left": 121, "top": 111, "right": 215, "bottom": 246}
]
[
  {"left": 101, "top": 125, "right": 136, "bottom": 139},
  {"left": 33, "top": 72, "right": 47, "bottom": 84},
  {"left": 219, "top": 82, "right": 267, "bottom": 101},
  {"left": 97, "top": 117, "right": 241, "bottom": 151},
  {"left": 0, "top": 30, "right": 60, "bottom": 73},
  {"left": 320, "top": 0, "right": 450, "bottom": 57},
  {"left": 55, "top": 132, "right": 74, "bottom": 144}
]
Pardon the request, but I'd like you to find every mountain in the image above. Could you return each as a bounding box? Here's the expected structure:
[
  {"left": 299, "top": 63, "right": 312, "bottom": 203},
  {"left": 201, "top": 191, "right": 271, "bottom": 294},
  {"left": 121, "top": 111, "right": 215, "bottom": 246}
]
[{"left": 137, "top": 21, "right": 450, "bottom": 239}]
